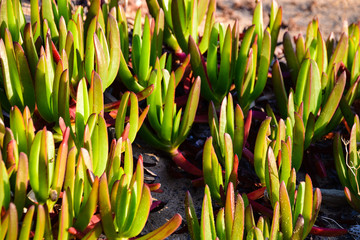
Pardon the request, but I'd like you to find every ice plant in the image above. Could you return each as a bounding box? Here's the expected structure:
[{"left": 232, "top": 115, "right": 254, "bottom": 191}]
[
  {"left": 7, "top": 106, "right": 35, "bottom": 157},
  {"left": 0, "top": 130, "right": 181, "bottom": 239},
  {"left": 280, "top": 20, "right": 359, "bottom": 139},
  {"left": 202, "top": 135, "right": 239, "bottom": 203},
  {"left": 84, "top": 8, "right": 120, "bottom": 90},
  {"left": 334, "top": 115, "right": 360, "bottom": 212},
  {"left": 254, "top": 115, "right": 305, "bottom": 184},
  {"left": 146, "top": 0, "right": 215, "bottom": 54},
  {"left": 272, "top": 58, "right": 351, "bottom": 147},
  {"left": 185, "top": 183, "right": 281, "bottom": 240},
  {"left": 118, "top": 9, "right": 165, "bottom": 92},
  {"left": 347, "top": 22, "right": 360, "bottom": 98},
  {"left": 234, "top": 0, "right": 281, "bottom": 112},
  {"left": 98, "top": 141, "right": 182, "bottom": 239},
  {"left": 29, "top": 0, "right": 121, "bottom": 90},
  {"left": 208, "top": 93, "right": 251, "bottom": 162},
  {"left": 139, "top": 62, "right": 202, "bottom": 175},
  {"left": 262, "top": 147, "right": 322, "bottom": 239},
  {"left": 0, "top": 29, "right": 35, "bottom": 112},
  {"left": 114, "top": 91, "right": 149, "bottom": 143},
  {"left": 0, "top": 0, "right": 25, "bottom": 42},
  {"left": 189, "top": 23, "right": 236, "bottom": 104},
  {"left": 34, "top": 32, "right": 70, "bottom": 123}
]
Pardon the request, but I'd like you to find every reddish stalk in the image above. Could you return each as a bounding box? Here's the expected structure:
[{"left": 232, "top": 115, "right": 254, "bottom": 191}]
[
  {"left": 243, "top": 147, "right": 254, "bottom": 165},
  {"left": 194, "top": 114, "right": 209, "bottom": 123},
  {"left": 310, "top": 226, "right": 348, "bottom": 236},
  {"left": 248, "top": 199, "right": 273, "bottom": 218},
  {"left": 150, "top": 200, "right": 162, "bottom": 211},
  {"left": 170, "top": 149, "right": 203, "bottom": 176},
  {"left": 191, "top": 177, "right": 205, "bottom": 187},
  {"left": 247, "top": 187, "right": 266, "bottom": 200},
  {"left": 315, "top": 158, "right": 327, "bottom": 178}
]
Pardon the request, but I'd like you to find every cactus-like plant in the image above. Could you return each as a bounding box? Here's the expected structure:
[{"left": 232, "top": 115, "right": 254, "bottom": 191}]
[
  {"left": 334, "top": 115, "right": 360, "bottom": 212},
  {"left": 254, "top": 115, "right": 305, "bottom": 184},
  {"left": 140, "top": 60, "right": 202, "bottom": 175},
  {"left": 146, "top": 0, "right": 215, "bottom": 54},
  {"left": 186, "top": 183, "right": 281, "bottom": 240}
]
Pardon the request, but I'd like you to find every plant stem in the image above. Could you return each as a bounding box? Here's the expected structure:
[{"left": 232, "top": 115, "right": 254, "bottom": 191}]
[{"left": 170, "top": 148, "right": 203, "bottom": 176}]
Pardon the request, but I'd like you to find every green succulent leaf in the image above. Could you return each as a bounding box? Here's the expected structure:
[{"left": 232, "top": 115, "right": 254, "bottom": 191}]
[
  {"left": 123, "top": 185, "right": 152, "bottom": 237},
  {"left": 33, "top": 205, "right": 46, "bottom": 240},
  {"left": 313, "top": 72, "right": 346, "bottom": 140},
  {"left": 74, "top": 177, "right": 99, "bottom": 231},
  {"left": 176, "top": 77, "right": 201, "bottom": 146},
  {"left": 279, "top": 181, "right": 292, "bottom": 240},
  {"left": 185, "top": 191, "right": 200, "bottom": 240},
  {"left": 137, "top": 214, "right": 182, "bottom": 240},
  {"left": 58, "top": 189, "right": 72, "bottom": 240},
  {"left": 99, "top": 174, "right": 118, "bottom": 238},
  {"left": 200, "top": 185, "right": 216, "bottom": 240},
  {"left": 254, "top": 117, "right": 271, "bottom": 184},
  {"left": 14, "top": 153, "right": 28, "bottom": 219},
  {"left": 18, "top": 205, "right": 35, "bottom": 239}
]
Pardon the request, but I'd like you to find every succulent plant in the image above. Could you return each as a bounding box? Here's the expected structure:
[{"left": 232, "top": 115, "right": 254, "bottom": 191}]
[
  {"left": 84, "top": 5, "right": 120, "bottom": 90},
  {"left": 139, "top": 60, "right": 202, "bottom": 175},
  {"left": 277, "top": 19, "right": 360, "bottom": 144},
  {"left": 261, "top": 146, "right": 322, "bottom": 239},
  {"left": 185, "top": 183, "right": 281, "bottom": 240},
  {"left": 117, "top": 9, "right": 165, "bottom": 93},
  {"left": 234, "top": 0, "right": 281, "bottom": 112},
  {"left": 0, "top": 29, "right": 35, "bottom": 112},
  {"left": 0, "top": 0, "right": 26, "bottom": 43},
  {"left": 208, "top": 93, "right": 251, "bottom": 163},
  {"left": 202, "top": 135, "right": 239, "bottom": 203},
  {"left": 0, "top": 123, "right": 182, "bottom": 239},
  {"left": 334, "top": 115, "right": 360, "bottom": 212},
  {"left": 189, "top": 23, "right": 236, "bottom": 104},
  {"left": 272, "top": 58, "right": 351, "bottom": 148},
  {"left": 0, "top": 0, "right": 358, "bottom": 239},
  {"left": 35, "top": 33, "right": 71, "bottom": 123},
  {"left": 254, "top": 115, "right": 305, "bottom": 184},
  {"left": 146, "top": 0, "right": 215, "bottom": 54}
]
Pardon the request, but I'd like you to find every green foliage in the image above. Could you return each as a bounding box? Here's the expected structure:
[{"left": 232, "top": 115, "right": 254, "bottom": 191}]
[
  {"left": 334, "top": 115, "right": 360, "bottom": 212},
  {"left": 0, "top": 0, "right": 357, "bottom": 238},
  {"left": 146, "top": 0, "right": 215, "bottom": 53}
]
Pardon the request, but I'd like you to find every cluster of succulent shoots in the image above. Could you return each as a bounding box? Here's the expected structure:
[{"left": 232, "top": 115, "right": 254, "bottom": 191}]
[{"left": 0, "top": 0, "right": 359, "bottom": 238}]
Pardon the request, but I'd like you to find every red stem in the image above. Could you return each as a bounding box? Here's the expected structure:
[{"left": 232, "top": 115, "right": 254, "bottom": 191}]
[
  {"left": 175, "top": 95, "right": 189, "bottom": 107},
  {"left": 243, "top": 147, "right": 254, "bottom": 165},
  {"left": 310, "top": 226, "right": 348, "bottom": 236},
  {"left": 191, "top": 177, "right": 205, "bottom": 187},
  {"left": 150, "top": 200, "right": 162, "bottom": 211},
  {"left": 194, "top": 114, "right": 209, "bottom": 123},
  {"left": 247, "top": 187, "right": 266, "bottom": 200},
  {"left": 315, "top": 158, "right": 327, "bottom": 178},
  {"left": 244, "top": 110, "right": 252, "bottom": 146},
  {"left": 170, "top": 149, "right": 203, "bottom": 176},
  {"left": 248, "top": 199, "right": 273, "bottom": 218}
]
